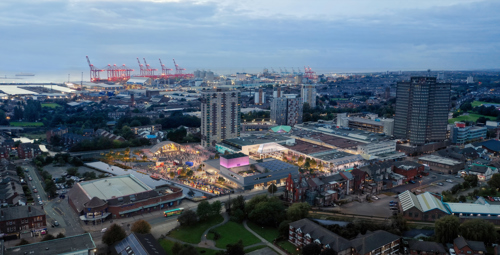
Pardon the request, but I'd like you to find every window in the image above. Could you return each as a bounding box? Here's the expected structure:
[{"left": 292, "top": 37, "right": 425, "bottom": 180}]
[
  {"left": 409, "top": 212, "right": 413, "bottom": 217},
  {"left": 467, "top": 251, "right": 471, "bottom": 254}
]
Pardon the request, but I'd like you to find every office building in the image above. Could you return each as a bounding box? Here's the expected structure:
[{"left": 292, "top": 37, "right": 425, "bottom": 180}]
[
  {"left": 201, "top": 89, "right": 241, "bottom": 147},
  {"left": 301, "top": 84, "right": 316, "bottom": 108},
  {"left": 394, "top": 77, "right": 451, "bottom": 146},
  {"left": 467, "top": 76, "right": 474, "bottom": 84},
  {"left": 450, "top": 122, "right": 487, "bottom": 144},
  {"left": 270, "top": 94, "right": 303, "bottom": 126}
]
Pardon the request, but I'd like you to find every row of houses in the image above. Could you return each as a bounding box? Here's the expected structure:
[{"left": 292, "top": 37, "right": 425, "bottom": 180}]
[{"left": 0, "top": 141, "right": 42, "bottom": 159}]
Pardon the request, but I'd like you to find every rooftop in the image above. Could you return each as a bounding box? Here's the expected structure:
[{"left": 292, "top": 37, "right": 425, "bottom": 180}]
[
  {"left": 0, "top": 206, "right": 44, "bottom": 221},
  {"left": 418, "top": 155, "right": 463, "bottom": 166},
  {"left": 114, "top": 233, "right": 167, "bottom": 255},
  {"left": 256, "top": 159, "right": 295, "bottom": 172},
  {"left": 445, "top": 202, "right": 500, "bottom": 215},
  {"left": 220, "top": 152, "right": 248, "bottom": 159},
  {"left": 283, "top": 139, "right": 331, "bottom": 155},
  {"left": 79, "top": 174, "right": 152, "bottom": 200},
  {"left": 222, "top": 134, "right": 291, "bottom": 147},
  {"left": 5, "top": 233, "right": 95, "bottom": 255}
]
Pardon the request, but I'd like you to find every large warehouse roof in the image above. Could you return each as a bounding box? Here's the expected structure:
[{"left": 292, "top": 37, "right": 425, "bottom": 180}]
[
  {"left": 80, "top": 174, "right": 151, "bottom": 200},
  {"left": 445, "top": 203, "right": 500, "bottom": 215}
]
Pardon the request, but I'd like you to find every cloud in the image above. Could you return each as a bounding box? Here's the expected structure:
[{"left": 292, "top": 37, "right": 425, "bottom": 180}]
[{"left": 0, "top": 0, "right": 498, "bottom": 77}]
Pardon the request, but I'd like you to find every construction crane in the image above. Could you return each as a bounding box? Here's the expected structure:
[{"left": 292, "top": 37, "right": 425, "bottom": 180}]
[
  {"left": 159, "top": 58, "right": 172, "bottom": 76},
  {"left": 143, "top": 58, "right": 158, "bottom": 77},
  {"left": 86, "top": 56, "right": 104, "bottom": 83},
  {"left": 137, "top": 58, "right": 146, "bottom": 76}
]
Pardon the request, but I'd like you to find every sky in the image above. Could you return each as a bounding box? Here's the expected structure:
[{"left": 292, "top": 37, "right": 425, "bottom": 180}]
[{"left": 0, "top": 0, "right": 499, "bottom": 81}]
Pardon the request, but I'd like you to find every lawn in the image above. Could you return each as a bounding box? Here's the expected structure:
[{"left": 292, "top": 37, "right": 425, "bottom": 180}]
[
  {"left": 10, "top": 122, "right": 44, "bottom": 127},
  {"left": 159, "top": 238, "right": 219, "bottom": 255},
  {"left": 277, "top": 240, "right": 300, "bottom": 255},
  {"left": 448, "top": 114, "right": 495, "bottom": 124},
  {"left": 246, "top": 221, "right": 279, "bottom": 242},
  {"left": 168, "top": 215, "right": 224, "bottom": 244},
  {"left": 41, "top": 103, "right": 61, "bottom": 108},
  {"left": 471, "top": 101, "right": 500, "bottom": 107},
  {"left": 24, "top": 133, "right": 46, "bottom": 140},
  {"left": 209, "top": 221, "right": 261, "bottom": 249}
]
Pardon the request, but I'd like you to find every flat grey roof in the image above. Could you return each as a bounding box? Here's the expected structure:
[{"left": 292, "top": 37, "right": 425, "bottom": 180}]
[
  {"left": 80, "top": 174, "right": 151, "bottom": 200},
  {"left": 5, "top": 233, "right": 95, "bottom": 255},
  {"left": 256, "top": 159, "right": 294, "bottom": 172},
  {"left": 223, "top": 134, "right": 291, "bottom": 147}
]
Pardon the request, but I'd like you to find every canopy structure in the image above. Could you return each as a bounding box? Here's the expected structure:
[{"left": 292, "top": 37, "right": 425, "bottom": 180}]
[{"left": 271, "top": 125, "right": 291, "bottom": 133}]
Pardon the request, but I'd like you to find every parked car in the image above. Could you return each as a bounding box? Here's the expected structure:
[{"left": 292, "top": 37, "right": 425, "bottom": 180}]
[
  {"left": 33, "top": 189, "right": 37, "bottom": 193},
  {"left": 54, "top": 221, "right": 59, "bottom": 226},
  {"left": 437, "top": 183, "right": 443, "bottom": 186},
  {"left": 446, "top": 179, "right": 453, "bottom": 183},
  {"left": 409, "top": 180, "right": 416, "bottom": 184},
  {"left": 38, "top": 201, "right": 43, "bottom": 205},
  {"left": 390, "top": 207, "right": 399, "bottom": 211},
  {"left": 101, "top": 228, "right": 107, "bottom": 233},
  {"left": 450, "top": 248, "right": 456, "bottom": 255},
  {"left": 490, "top": 197, "right": 495, "bottom": 202}
]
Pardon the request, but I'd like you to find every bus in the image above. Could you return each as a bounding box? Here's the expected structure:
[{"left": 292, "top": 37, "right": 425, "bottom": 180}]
[{"left": 164, "top": 208, "right": 184, "bottom": 217}]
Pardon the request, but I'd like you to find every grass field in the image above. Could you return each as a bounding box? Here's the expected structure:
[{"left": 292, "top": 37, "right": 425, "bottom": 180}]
[
  {"left": 448, "top": 114, "right": 495, "bottom": 124},
  {"left": 159, "top": 238, "right": 219, "bottom": 255},
  {"left": 23, "top": 133, "right": 46, "bottom": 140},
  {"left": 277, "top": 240, "right": 300, "bottom": 255},
  {"left": 471, "top": 101, "right": 500, "bottom": 107},
  {"left": 246, "top": 221, "right": 279, "bottom": 242},
  {"left": 209, "top": 221, "right": 261, "bottom": 249},
  {"left": 168, "top": 215, "right": 224, "bottom": 244},
  {"left": 41, "top": 103, "right": 61, "bottom": 108},
  {"left": 10, "top": 122, "right": 44, "bottom": 127}
]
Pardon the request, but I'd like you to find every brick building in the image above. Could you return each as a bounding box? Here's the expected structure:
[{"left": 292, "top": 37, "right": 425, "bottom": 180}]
[
  {"left": 392, "top": 161, "right": 425, "bottom": 182},
  {"left": 46, "top": 126, "right": 68, "bottom": 144},
  {"left": 68, "top": 174, "right": 184, "bottom": 221},
  {"left": 17, "top": 143, "right": 42, "bottom": 159},
  {"left": 453, "top": 237, "right": 486, "bottom": 255},
  {"left": 288, "top": 218, "right": 400, "bottom": 255},
  {"left": 408, "top": 240, "right": 447, "bottom": 255},
  {"left": 0, "top": 206, "right": 46, "bottom": 239}
]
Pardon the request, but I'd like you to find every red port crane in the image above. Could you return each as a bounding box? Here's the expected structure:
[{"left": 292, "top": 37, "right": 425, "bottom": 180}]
[
  {"left": 137, "top": 57, "right": 146, "bottom": 76},
  {"left": 159, "top": 58, "right": 172, "bottom": 76},
  {"left": 304, "top": 65, "right": 317, "bottom": 79},
  {"left": 143, "top": 58, "right": 158, "bottom": 77},
  {"left": 86, "top": 56, "right": 105, "bottom": 82},
  {"left": 172, "top": 58, "right": 193, "bottom": 78}
]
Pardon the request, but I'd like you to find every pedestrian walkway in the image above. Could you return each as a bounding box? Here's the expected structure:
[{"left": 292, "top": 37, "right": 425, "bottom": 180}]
[
  {"left": 198, "top": 212, "right": 229, "bottom": 248},
  {"left": 243, "top": 220, "right": 287, "bottom": 255}
]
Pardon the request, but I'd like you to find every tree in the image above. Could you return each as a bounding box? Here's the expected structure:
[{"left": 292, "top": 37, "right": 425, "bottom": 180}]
[
  {"left": 178, "top": 245, "right": 198, "bottom": 255},
  {"left": 435, "top": 215, "right": 460, "bottom": 243},
  {"left": 321, "top": 248, "right": 337, "bottom": 255},
  {"left": 42, "top": 234, "right": 56, "bottom": 241},
  {"left": 172, "top": 242, "right": 183, "bottom": 255},
  {"left": 16, "top": 239, "right": 30, "bottom": 246},
  {"left": 248, "top": 197, "right": 286, "bottom": 227},
  {"left": 268, "top": 183, "right": 278, "bottom": 194},
  {"left": 287, "top": 202, "right": 311, "bottom": 222},
  {"left": 389, "top": 214, "right": 408, "bottom": 235},
  {"left": 66, "top": 167, "right": 79, "bottom": 176},
  {"left": 56, "top": 233, "right": 66, "bottom": 238},
  {"left": 232, "top": 195, "right": 245, "bottom": 212},
  {"left": 459, "top": 219, "right": 497, "bottom": 244},
  {"left": 459, "top": 195, "right": 466, "bottom": 202},
  {"left": 225, "top": 240, "right": 245, "bottom": 255},
  {"left": 197, "top": 201, "right": 212, "bottom": 221},
  {"left": 131, "top": 219, "right": 151, "bottom": 234},
  {"left": 278, "top": 220, "right": 292, "bottom": 238},
  {"left": 488, "top": 173, "right": 500, "bottom": 189},
  {"left": 102, "top": 224, "right": 127, "bottom": 246},
  {"left": 464, "top": 174, "right": 478, "bottom": 187},
  {"left": 178, "top": 209, "right": 197, "bottom": 226},
  {"left": 298, "top": 156, "right": 305, "bottom": 166},
  {"left": 302, "top": 243, "right": 322, "bottom": 255},
  {"left": 211, "top": 201, "right": 222, "bottom": 216}
]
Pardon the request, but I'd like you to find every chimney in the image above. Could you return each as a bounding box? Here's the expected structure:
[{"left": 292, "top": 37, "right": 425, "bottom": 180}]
[{"left": 28, "top": 206, "right": 31, "bottom": 213}]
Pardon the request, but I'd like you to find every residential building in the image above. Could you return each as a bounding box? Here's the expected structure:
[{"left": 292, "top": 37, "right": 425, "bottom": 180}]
[
  {"left": 409, "top": 240, "right": 447, "bottom": 255},
  {"left": 270, "top": 94, "right": 303, "bottom": 127},
  {"left": 200, "top": 89, "right": 241, "bottom": 147},
  {"left": 131, "top": 124, "right": 162, "bottom": 135},
  {"left": 17, "top": 143, "right": 42, "bottom": 159},
  {"left": 61, "top": 133, "right": 92, "bottom": 147},
  {"left": 394, "top": 77, "right": 451, "bottom": 146},
  {"left": 114, "top": 233, "right": 167, "bottom": 255},
  {"left": 203, "top": 153, "right": 298, "bottom": 190},
  {"left": 467, "top": 164, "right": 498, "bottom": 181},
  {"left": 95, "top": 129, "right": 126, "bottom": 142},
  {"left": 301, "top": 84, "right": 316, "bottom": 108},
  {"left": 254, "top": 88, "right": 265, "bottom": 105},
  {"left": 450, "top": 122, "right": 487, "bottom": 144},
  {"left": 4, "top": 233, "right": 96, "bottom": 255},
  {"left": 453, "top": 237, "right": 486, "bottom": 255},
  {"left": 288, "top": 218, "right": 400, "bottom": 254},
  {"left": 46, "top": 126, "right": 68, "bottom": 143},
  {"left": 0, "top": 206, "right": 46, "bottom": 239},
  {"left": 68, "top": 174, "right": 184, "bottom": 220}
]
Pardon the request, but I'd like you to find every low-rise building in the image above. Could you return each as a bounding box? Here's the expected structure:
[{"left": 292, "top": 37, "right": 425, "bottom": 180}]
[
  {"left": 467, "top": 164, "right": 498, "bottom": 181},
  {"left": 453, "top": 237, "right": 486, "bottom": 255},
  {"left": 417, "top": 155, "right": 465, "bottom": 174},
  {"left": 288, "top": 218, "right": 400, "bottom": 254},
  {"left": 68, "top": 174, "right": 184, "bottom": 220},
  {"left": 357, "top": 140, "right": 396, "bottom": 156},
  {"left": 46, "top": 126, "right": 68, "bottom": 143},
  {"left": 17, "top": 143, "right": 42, "bottom": 159},
  {"left": 0, "top": 206, "right": 46, "bottom": 239},
  {"left": 408, "top": 240, "right": 447, "bottom": 255},
  {"left": 392, "top": 161, "right": 425, "bottom": 182},
  {"left": 131, "top": 124, "right": 162, "bottom": 135},
  {"left": 450, "top": 122, "right": 487, "bottom": 144},
  {"left": 114, "top": 233, "right": 166, "bottom": 255},
  {"left": 4, "top": 233, "right": 96, "bottom": 255}
]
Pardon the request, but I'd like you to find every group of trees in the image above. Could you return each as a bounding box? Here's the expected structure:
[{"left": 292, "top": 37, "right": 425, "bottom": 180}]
[
  {"left": 155, "top": 111, "right": 201, "bottom": 129},
  {"left": 178, "top": 200, "right": 222, "bottom": 226},
  {"left": 167, "top": 127, "right": 201, "bottom": 143},
  {"left": 241, "top": 111, "right": 270, "bottom": 121},
  {"left": 102, "top": 219, "right": 151, "bottom": 246},
  {"left": 69, "top": 136, "right": 150, "bottom": 152},
  {"left": 435, "top": 216, "right": 497, "bottom": 244},
  {"left": 322, "top": 215, "right": 408, "bottom": 240}
]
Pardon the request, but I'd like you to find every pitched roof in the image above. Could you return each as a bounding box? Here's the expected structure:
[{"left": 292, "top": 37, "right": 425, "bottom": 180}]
[
  {"left": 399, "top": 191, "right": 449, "bottom": 213},
  {"left": 409, "top": 240, "right": 446, "bottom": 253},
  {"left": 0, "top": 206, "right": 44, "bottom": 221},
  {"left": 289, "top": 219, "right": 351, "bottom": 252},
  {"left": 480, "top": 140, "right": 500, "bottom": 152},
  {"left": 399, "top": 190, "right": 423, "bottom": 212},
  {"left": 350, "top": 230, "right": 400, "bottom": 254},
  {"left": 454, "top": 237, "right": 486, "bottom": 252},
  {"left": 469, "top": 164, "right": 489, "bottom": 174},
  {"left": 84, "top": 196, "right": 107, "bottom": 208}
]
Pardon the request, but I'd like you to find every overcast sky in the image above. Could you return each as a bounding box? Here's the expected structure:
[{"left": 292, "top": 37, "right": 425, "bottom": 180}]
[{"left": 1, "top": 0, "right": 499, "bottom": 78}]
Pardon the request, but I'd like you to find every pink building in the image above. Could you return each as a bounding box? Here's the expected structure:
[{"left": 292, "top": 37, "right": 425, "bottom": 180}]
[{"left": 220, "top": 153, "right": 249, "bottom": 168}]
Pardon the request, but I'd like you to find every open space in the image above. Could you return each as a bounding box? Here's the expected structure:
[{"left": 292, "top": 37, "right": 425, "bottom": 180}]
[
  {"left": 159, "top": 238, "right": 219, "bottom": 255},
  {"left": 277, "top": 240, "right": 300, "bottom": 255},
  {"left": 209, "top": 221, "right": 261, "bottom": 248},
  {"left": 168, "top": 214, "right": 224, "bottom": 244},
  {"left": 246, "top": 221, "right": 279, "bottom": 242},
  {"left": 448, "top": 113, "right": 495, "bottom": 124},
  {"left": 471, "top": 101, "right": 500, "bottom": 107},
  {"left": 41, "top": 103, "right": 62, "bottom": 108},
  {"left": 10, "top": 122, "right": 44, "bottom": 127}
]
